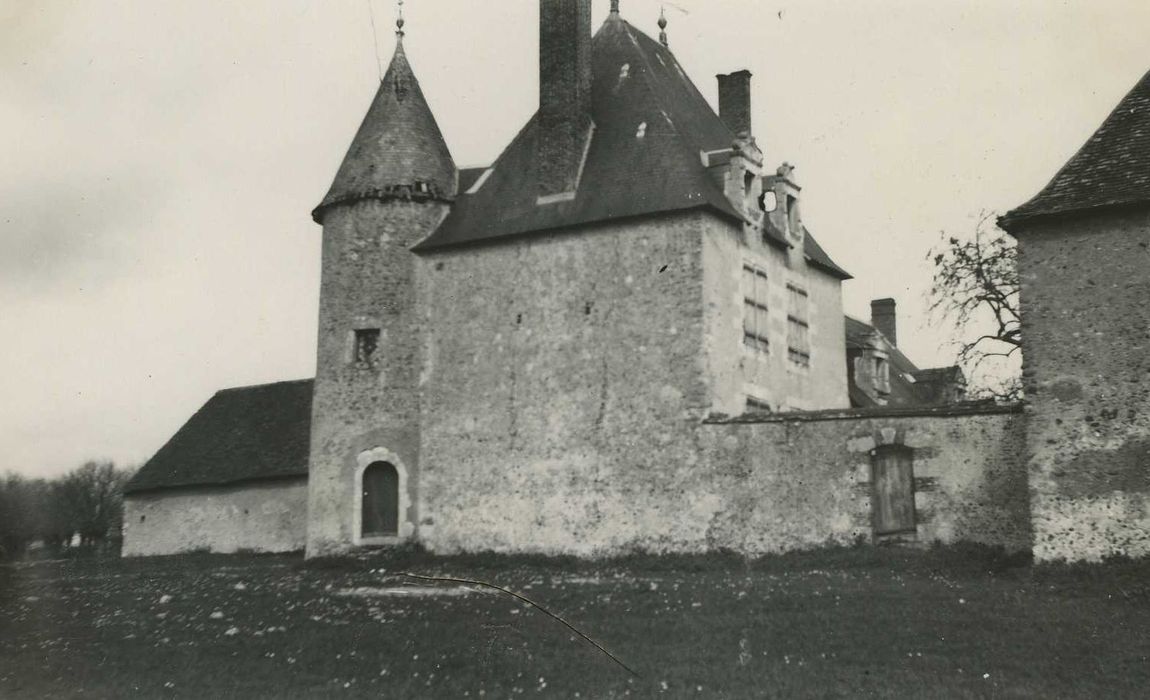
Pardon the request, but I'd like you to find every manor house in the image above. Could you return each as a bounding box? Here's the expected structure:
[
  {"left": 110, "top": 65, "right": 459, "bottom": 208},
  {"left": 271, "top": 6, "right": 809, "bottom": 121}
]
[{"left": 123, "top": 1, "right": 1150, "bottom": 563}]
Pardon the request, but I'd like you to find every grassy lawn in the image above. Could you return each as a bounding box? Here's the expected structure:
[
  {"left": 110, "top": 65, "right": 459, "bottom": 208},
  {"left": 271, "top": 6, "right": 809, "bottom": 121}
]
[{"left": 1, "top": 545, "right": 1149, "bottom": 698}]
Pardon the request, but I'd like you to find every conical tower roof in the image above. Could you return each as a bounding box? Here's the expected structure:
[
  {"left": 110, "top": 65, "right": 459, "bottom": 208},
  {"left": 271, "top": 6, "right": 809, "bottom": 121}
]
[
  {"left": 1002, "top": 67, "right": 1150, "bottom": 229},
  {"left": 313, "top": 38, "right": 456, "bottom": 223}
]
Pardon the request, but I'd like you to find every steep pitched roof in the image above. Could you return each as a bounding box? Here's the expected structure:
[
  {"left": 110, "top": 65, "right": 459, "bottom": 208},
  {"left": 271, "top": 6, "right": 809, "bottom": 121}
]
[
  {"left": 125, "top": 380, "right": 313, "bottom": 494},
  {"left": 1002, "top": 67, "right": 1150, "bottom": 229},
  {"left": 800, "top": 224, "right": 852, "bottom": 280},
  {"left": 415, "top": 16, "right": 737, "bottom": 251},
  {"left": 313, "top": 39, "right": 457, "bottom": 224},
  {"left": 844, "top": 316, "right": 921, "bottom": 407}
]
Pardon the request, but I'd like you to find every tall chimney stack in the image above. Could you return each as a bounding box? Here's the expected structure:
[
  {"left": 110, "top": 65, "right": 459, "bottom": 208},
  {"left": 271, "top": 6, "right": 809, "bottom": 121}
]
[
  {"left": 717, "top": 70, "right": 753, "bottom": 138},
  {"left": 537, "top": 0, "right": 594, "bottom": 201},
  {"left": 871, "top": 298, "right": 898, "bottom": 346}
]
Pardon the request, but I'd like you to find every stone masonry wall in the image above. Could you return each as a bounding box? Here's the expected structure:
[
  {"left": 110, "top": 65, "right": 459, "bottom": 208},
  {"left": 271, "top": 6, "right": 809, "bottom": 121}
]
[
  {"left": 417, "top": 211, "right": 713, "bottom": 554},
  {"left": 1016, "top": 207, "right": 1150, "bottom": 561},
  {"left": 307, "top": 199, "right": 448, "bottom": 556},
  {"left": 122, "top": 479, "right": 308, "bottom": 557},
  {"left": 414, "top": 207, "right": 1026, "bottom": 555},
  {"left": 700, "top": 408, "right": 1030, "bottom": 553},
  {"left": 702, "top": 217, "right": 848, "bottom": 416}
]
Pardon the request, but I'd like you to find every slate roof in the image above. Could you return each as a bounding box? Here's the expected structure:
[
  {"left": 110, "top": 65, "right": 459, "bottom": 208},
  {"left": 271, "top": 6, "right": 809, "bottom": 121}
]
[
  {"left": 312, "top": 39, "right": 456, "bottom": 224},
  {"left": 1001, "top": 67, "right": 1150, "bottom": 229},
  {"left": 844, "top": 316, "right": 922, "bottom": 408},
  {"left": 413, "top": 13, "right": 848, "bottom": 282},
  {"left": 124, "top": 380, "right": 313, "bottom": 494}
]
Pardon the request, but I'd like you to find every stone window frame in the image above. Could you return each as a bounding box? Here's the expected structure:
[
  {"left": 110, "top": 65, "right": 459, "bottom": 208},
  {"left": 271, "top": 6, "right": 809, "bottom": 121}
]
[
  {"left": 346, "top": 316, "right": 382, "bottom": 370},
  {"left": 353, "top": 446, "right": 413, "bottom": 547},
  {"left": 741, "top": 261, "right": 771, "bottom": 355},
  {"left": 745, "top": 395, "right": 772, "bottom": 413},
  {"left": 848, "top": 427, "right": 928, "bottom": 542},
  {"left": 785, "top": 281, "right": 811, "bottom": 369}
]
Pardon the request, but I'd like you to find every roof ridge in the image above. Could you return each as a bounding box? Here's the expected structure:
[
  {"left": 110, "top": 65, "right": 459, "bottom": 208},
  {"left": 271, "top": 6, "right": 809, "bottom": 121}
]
[
  {"left": 215, "top": 378, "right": 314, "bottom": 394},
  {"left": 1002, "top": 66, "right": 1150, "bottom": 228}
]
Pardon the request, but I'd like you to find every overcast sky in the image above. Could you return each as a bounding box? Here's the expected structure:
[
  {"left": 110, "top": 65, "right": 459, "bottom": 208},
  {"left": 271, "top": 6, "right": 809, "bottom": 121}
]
[{"left": 3, "top": 0, "right": 1149, "bottom": 478}]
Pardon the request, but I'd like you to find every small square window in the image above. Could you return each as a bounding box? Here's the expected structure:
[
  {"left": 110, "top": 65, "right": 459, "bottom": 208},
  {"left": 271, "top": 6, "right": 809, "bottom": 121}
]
[
  {"left": 354, "top": 329, "right": 380, "bottom": 367},
  {"left": 746, "top": 396, "right": 772, "bottom": 413}
]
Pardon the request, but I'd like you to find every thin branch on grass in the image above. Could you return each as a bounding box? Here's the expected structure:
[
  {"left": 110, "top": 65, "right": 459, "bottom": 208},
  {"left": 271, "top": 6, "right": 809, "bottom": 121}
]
[{"left": 401, "top": 571, "right": 640, "bottom": 678}]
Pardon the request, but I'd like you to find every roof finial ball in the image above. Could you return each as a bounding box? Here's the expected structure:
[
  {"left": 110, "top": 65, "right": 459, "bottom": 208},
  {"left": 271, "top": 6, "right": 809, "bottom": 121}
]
[
  {"left": 396, "top": 0, "right": 405, "bottom": 38},
  {"left": 658, "top": 6, "right": 669, "bottom": 47}
]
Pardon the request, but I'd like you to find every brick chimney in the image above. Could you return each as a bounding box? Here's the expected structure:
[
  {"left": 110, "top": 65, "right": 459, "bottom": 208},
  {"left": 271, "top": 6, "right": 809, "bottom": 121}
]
[
  {"left": 537, "top": 0, "right": 594, "bottom": 202},
  {"left": 717, "top": 70, "right": 753, "bottom": 138},
  {"left": 871, "top": 298, "right": 897, "bottom": 346}
]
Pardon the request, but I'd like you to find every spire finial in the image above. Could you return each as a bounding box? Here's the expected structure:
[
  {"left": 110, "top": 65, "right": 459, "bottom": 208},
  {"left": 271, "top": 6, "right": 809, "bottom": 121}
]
[
  {"left": 610, "top": 0, "right": 620, "bottom": 13},
  {"left": 396, "top": 0, "right": 405, "bottom": 38},
  {"left": 658, "top": 6, "right": 669, "bottom": 47}
]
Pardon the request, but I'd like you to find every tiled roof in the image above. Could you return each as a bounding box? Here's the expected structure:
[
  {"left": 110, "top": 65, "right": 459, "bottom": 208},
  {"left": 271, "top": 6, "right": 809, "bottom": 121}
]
[
  {"left": 844, "top": 316, "right": 921, "bottom": 407},
  {"left": 413, "top": 14, "right": 848, "bottom": 282},
  {"left": 800, "top": 225, "right": 851, "bottom": 280},
  {"left": 125, "top": 380, "right": 313, "bottom": 494},
  {"left": 415, "top": 16, "right": 737, "bottom": 250},
  {"left": 313, "top": 40, "right": 456, "bottom": 224},
  {"left": 1002, "top": 67, "right": 1150, "bottom": 229}
]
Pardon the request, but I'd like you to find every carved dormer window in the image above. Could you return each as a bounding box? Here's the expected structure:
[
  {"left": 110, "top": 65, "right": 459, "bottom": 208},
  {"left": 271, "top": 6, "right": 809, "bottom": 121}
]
[
  {"left": 394, "top": 73, "right": 409, "bottom": 102},
  {"left": 785, "top": 194, "right": 801, "bottom": 238}
]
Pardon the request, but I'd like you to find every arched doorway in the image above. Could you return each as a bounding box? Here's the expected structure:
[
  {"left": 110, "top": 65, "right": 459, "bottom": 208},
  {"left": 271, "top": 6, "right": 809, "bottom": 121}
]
[{"left": 361, "top": 461, "right": 400, "bottom": 538}]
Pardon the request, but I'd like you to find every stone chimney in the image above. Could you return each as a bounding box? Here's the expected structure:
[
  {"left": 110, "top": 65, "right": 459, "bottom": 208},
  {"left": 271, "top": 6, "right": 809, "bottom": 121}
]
[
  {"left": 537, "top": 0, "right": 594, "bottom": 202},
  {"left": 871, "top": 298, "right": 897, "bottom": 346},
  {"left": 717, "top": 70, "right": 753, "bottom": 138}
]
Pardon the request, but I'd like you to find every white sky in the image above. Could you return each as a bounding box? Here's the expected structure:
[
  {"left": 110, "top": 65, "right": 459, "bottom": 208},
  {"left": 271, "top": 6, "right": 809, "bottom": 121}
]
[{"left": 3, "top": 0, "right": 1149, "bottom": 477}]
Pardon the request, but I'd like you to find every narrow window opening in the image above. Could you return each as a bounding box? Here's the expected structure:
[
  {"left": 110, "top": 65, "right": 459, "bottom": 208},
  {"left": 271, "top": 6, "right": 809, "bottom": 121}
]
[
  {"left": 786, "top": 194, "right": 801, "bottom": 235},
  {"left": 516, "top": 313, "right": 523, "bottom": 325},
  {"left": 787, "top": 283, "right": 811, "bottom": 368},
  {"left": 874, "top": 357, "right": 891, "bottom": 396},
  {"left": 584, "top": 302, "right": 593, "bottom": 316},
  {"left": 742, "top": 263, "right": 770, "bottom": 354},
  {"left": 746, "top": 396, "right": 771, "bottom": 413},
  {"left": 354, "top": 329, "right": 380, "bottom": 367}
]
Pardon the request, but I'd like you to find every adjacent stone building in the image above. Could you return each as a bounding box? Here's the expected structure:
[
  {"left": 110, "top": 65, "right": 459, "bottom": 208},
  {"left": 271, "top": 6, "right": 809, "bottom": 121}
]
[
  {"left": 123, "top": 2, "right": 1148, "bottom": 563},
  {"left": 999, "top": 66, "right": 1150, "bottom": 562}
]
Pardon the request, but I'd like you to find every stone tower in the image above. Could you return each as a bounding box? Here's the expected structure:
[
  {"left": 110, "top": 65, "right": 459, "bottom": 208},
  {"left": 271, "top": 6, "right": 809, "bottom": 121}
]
[
  {"left": 1001, "top": 68, "right": 1150, "bottom": 562},
  {"left": 306, "top": 32, "right": 456, "bottom": 557}
]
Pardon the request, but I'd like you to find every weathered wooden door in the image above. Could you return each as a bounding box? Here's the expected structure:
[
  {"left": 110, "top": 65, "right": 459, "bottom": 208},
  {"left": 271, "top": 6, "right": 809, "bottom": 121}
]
[
  {"left": 362, "top": 461, "right": 399, "bottom": 537},
  {"left": 872, "top": 447, "right": 915, "bottom": 535}
]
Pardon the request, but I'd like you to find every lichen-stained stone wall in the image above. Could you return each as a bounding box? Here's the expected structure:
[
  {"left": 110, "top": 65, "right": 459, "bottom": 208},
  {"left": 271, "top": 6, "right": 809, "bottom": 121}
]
[
  {"left": 701, "top": 217, "right": 848, "bottom": 416},
  {"left": 415, "top": 200, "right": 1027, "bottom": 557},
  {"left": 1015, "top": 207, "right": 1150, "bottom": 561},
  {"left": 307, "top": 199, "right": 448, "bottom": 557},
  {"left": 701, "top": 407, "right": 1030, "bottom": 554},
  {"left": 417, "top": 210, "right": 714, "bottom": 555},
  {"left": 122, "top": 479, "right": 307, "bottom": 556}
]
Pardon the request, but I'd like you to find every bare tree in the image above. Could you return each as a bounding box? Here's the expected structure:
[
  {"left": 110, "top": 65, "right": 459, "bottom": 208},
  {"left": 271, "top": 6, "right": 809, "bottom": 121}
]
[
  {"left": 928, "top": 211, "right": 1022, "bottom": 401},
  {"left": 55, "top": 461, "right": 132, "bottom": 547}
]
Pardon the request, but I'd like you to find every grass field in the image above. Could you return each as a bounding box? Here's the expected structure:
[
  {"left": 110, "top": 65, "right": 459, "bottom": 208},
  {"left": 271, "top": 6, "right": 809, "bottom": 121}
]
[{"left": 2, "top": 545, "right": 1149, "bottom": 698}]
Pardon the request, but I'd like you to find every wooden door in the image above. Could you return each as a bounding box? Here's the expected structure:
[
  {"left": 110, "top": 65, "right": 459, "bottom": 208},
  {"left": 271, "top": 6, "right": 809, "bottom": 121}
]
[
  {"left": 362, "top": 462, "right": 399, "bottom": 537},
  {"left": 872, "top": 447, "right": 915, "bottom": 535}
]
